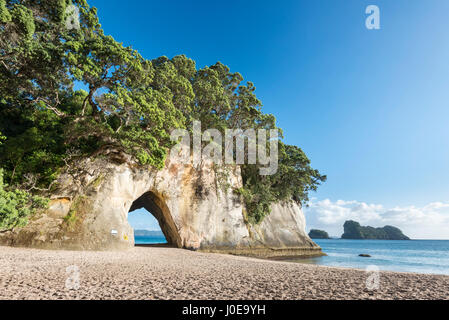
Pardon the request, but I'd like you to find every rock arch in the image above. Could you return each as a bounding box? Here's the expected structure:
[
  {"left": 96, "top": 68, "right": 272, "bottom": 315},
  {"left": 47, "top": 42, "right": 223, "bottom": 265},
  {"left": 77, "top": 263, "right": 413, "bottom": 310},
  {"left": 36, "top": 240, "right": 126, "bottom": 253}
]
[
  {"left": 129, "top": 191, "right": 181, "bottom": 247},
  {"left": 0, "top": 158, "right": 323, "bottom": 257}
]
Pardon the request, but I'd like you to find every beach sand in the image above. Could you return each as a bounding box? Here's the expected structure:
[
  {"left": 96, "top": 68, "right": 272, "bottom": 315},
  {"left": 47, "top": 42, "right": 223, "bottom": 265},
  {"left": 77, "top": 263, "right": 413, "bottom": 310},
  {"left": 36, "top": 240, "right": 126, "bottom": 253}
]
[{"left": 0, "top": 246, "right": 447, "bottom": 300}]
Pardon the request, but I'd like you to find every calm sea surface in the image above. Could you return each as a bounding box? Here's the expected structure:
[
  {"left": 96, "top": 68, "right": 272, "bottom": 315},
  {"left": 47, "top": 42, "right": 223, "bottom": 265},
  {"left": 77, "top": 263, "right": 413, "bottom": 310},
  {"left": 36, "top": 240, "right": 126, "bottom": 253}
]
[
  {"left": 135, "top": 236, "right": 449, "bottom": 275},
  {"left": 135, "top": 235, "right": 167, "bottom": 245},
  {"left": 294, "top": 239, "right": 449, "bottom": 275}
]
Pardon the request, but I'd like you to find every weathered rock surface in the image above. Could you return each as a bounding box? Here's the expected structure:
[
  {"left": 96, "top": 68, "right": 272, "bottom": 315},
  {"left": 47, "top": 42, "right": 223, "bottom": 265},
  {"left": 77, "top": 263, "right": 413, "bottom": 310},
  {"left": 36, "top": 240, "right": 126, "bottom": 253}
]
[{"left": 0, "top": 157, "right": 322, "bottom": 257}]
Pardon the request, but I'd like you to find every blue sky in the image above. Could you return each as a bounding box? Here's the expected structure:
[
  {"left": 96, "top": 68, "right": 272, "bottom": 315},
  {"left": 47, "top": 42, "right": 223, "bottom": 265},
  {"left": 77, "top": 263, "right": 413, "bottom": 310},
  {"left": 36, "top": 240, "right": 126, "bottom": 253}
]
[{"left": 89, "top": 0, "right": 449, "bottom": 238}]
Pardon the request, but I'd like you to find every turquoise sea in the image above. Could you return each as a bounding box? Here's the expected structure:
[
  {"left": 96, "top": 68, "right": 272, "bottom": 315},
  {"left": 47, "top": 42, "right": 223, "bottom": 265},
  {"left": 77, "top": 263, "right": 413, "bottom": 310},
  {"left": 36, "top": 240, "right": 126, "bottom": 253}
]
[
  {"left": 135, "top": 235, "right": 449, "bottom": 276},
  {"left": 298, "top": 239, "right": 449, "bottom": 276},
  {"left": 135, "top": 235, "right": 167, "bottom": 245}
]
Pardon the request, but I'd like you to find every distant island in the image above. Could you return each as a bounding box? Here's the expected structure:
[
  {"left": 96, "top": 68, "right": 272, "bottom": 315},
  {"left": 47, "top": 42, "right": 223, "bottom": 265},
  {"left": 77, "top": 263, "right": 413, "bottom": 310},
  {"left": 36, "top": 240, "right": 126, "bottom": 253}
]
[
  {"left": 134, "top": 230, "right": 165, "bottom": 237},
  {"left": 309, "top": 229, "right": 330, "bottom": 239},
  {"left": 341, "top": 220, "right": 410, "bottom": 240}
]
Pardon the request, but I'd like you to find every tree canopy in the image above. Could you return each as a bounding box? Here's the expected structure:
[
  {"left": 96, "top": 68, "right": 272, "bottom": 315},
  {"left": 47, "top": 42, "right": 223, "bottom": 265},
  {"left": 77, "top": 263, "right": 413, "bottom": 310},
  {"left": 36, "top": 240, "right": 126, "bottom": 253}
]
[{"left": 0, "top": 0, "right": 326, "bottom": 227}]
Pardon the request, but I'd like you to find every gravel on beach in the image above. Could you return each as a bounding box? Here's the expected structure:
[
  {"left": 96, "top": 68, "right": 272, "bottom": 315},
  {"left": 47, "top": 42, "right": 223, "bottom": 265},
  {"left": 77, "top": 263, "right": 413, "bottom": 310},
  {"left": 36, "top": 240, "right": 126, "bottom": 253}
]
[{"left": 0, "top": 246, "right": 448, "bottom": 300}]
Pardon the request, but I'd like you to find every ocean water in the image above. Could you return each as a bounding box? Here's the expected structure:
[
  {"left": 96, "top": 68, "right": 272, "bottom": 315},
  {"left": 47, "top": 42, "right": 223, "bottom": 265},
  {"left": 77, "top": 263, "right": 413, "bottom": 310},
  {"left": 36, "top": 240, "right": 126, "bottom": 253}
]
[
  {"left": 293, "top": 239, "right": 449, "bottom": 276},
  {"left": 135, "top": 235, "right": 167, "bottom": 244},
  {"left": 135, "top": 235, "right": 449, "bottom": 275}
]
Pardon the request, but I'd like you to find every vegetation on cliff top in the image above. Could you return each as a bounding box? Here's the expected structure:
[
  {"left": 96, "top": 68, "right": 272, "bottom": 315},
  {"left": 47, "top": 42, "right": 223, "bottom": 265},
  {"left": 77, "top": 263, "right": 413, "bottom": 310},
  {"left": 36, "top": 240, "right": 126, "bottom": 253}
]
[
  {"left": 341, "top": 220, "right": 410, "bottom": 240},
  {"left": 0, "top": 0, "right": 325, "bottom": 226}
]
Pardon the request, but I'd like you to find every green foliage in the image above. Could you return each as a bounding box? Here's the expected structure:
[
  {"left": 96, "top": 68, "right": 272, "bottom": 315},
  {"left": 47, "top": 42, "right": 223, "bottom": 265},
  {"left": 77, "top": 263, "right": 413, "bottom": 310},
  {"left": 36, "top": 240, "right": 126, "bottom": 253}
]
[
  {"left": 235, "top": 186, "right": 274, "bottom": 224},
  {"left": 0, "top": 0, "right": 326, "bottom": 226},
  {"left": 238, "top": 143, "right": 326, "bottom": 224},
  {"left": 10, "top": 4, "right": 35, "bottom": 39},
  {"left": 191, "top": 61, "right": 274, "bottom": 132},
  {"left": 0, "top": 0, "right": 11, "bottom": 23},
  {"left": 63, "top": 195, "right": 89, "bottom": 231},
  {"left": 177, "top": 58, "right": 324, "bottom": 223},
  {"left": 0, "top": 0, "right": 185, "bottom": 178},
  {"left": 0, "top": 169, "right": 49, "bottom": 232},
  {"left": 0, "top": 100, "right": 66, "bottom": 187}
]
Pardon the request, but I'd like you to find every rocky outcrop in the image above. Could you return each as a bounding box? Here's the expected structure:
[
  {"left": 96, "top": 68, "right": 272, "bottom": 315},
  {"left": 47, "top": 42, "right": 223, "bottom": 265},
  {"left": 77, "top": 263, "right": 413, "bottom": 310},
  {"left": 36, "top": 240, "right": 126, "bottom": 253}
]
[
  {"left": 0, "top": 157, "right": 323, "bottom": 257},
  {"left": 308, "top": 229, "right": 330, "bottom": 239},
  {"left": 341, "top": 220, "right": 410, "bottom": 240}
]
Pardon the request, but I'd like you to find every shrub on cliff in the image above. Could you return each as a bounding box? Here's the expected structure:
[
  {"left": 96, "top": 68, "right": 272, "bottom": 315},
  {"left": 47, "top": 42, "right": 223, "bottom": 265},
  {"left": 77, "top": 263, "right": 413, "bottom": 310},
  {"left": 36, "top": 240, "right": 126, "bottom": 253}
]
[{"left": 0, "top": 169, "right": 48, "bottom": 232}]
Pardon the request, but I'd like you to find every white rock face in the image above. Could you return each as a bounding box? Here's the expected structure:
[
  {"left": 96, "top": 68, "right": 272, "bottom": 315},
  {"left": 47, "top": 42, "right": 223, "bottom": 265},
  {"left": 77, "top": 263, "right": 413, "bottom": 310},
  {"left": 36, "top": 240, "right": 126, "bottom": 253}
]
[
  {"left": 0, "top": 158, "right": 322, "bottom": 257},
  {"left": 250, "top": 202, "right": 319, "bottom": 250}
]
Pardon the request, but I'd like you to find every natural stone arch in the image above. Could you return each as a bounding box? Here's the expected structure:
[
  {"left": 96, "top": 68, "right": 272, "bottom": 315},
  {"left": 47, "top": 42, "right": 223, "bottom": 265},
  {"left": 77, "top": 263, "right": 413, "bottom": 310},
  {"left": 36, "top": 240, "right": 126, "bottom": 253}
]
[
  {"left": 0, "top": 158, "right": 323, "bottom": 257},
  {"left": 128, "top": 191, "right": 182, "bottom": 247}
]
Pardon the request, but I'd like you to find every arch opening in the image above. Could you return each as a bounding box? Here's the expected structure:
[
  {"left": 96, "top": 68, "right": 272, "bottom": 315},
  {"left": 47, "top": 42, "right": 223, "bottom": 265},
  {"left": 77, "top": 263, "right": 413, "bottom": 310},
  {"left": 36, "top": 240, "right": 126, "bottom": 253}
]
[{"left": 128, "top": 191, "right": 182, "bottom": 247}]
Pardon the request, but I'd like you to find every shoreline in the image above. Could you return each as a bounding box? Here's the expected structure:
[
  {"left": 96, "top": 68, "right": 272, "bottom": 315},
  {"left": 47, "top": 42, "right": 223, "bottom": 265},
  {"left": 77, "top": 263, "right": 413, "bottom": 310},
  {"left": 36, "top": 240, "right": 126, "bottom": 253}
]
[
  {"left": 276, "top": 257, "right": 449, "bottom": 278},
  {"left": 0, "top": 246, "right": 448, "bottom": 300}
]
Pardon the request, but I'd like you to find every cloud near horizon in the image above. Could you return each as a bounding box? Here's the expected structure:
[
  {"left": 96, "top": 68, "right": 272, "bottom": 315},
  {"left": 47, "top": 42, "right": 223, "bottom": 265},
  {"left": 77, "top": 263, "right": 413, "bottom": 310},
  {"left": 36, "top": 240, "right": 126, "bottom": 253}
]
[{"left": 304, "top": 199, "right": 449, "bottom": 240}]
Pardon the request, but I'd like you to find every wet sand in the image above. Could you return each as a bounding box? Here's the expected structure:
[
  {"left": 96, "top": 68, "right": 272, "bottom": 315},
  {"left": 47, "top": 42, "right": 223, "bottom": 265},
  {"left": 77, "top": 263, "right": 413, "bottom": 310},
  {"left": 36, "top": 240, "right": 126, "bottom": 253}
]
[{"left": 0, "top": 246, "right": 448, "bottom": 300}]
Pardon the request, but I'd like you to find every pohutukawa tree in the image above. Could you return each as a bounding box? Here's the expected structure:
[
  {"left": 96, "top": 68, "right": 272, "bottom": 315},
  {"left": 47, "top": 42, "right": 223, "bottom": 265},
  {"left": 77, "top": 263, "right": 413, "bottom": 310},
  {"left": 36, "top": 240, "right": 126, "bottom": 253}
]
[{"left": 0, "top": 0, "right": 326, "bottom": 229}]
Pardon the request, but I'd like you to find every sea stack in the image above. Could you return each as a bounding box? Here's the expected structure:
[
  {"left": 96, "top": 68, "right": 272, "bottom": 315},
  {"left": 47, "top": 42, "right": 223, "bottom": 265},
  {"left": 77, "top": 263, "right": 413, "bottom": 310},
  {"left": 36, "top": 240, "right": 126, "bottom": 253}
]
[{"left": 342, "top": 220, "right": 410, "bottom": 240}]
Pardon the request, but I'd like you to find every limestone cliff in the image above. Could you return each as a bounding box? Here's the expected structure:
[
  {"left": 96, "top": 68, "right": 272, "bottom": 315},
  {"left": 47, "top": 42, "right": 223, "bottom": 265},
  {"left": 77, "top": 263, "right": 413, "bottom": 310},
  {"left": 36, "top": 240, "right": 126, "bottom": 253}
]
[{"left": 0, "top": 156, "right": 322, "bottom": 257}]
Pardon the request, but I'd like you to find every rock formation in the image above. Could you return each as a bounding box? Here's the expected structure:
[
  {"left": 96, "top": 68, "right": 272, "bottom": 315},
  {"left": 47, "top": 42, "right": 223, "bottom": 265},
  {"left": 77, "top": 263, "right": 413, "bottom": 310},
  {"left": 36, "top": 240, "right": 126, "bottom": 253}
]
[
  {"left": 308, "top": 229, "right": 330, "bottom": 239},
  {"left": 341, "top": 220, "right": 410, "bottom": 240},
  {"left": 0, "top": 156, "right": 323, "bottom": 257}
]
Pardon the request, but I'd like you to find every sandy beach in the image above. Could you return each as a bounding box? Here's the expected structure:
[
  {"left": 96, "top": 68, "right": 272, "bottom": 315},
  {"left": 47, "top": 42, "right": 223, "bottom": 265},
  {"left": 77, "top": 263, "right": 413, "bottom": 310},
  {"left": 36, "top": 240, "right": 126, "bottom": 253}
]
[{"left": 0, "top": 246, "right": 448, "bottom": 300}]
